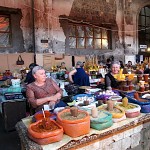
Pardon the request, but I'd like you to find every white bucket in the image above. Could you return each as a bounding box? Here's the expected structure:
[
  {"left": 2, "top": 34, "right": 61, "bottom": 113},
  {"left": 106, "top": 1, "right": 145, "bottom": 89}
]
[{"left": 11, "top": 79, "right": 21, "bottom": 87}]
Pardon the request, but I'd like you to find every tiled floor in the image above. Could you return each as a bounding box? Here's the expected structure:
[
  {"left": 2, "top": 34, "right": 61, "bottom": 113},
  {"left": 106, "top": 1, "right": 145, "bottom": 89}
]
[{"left": 0, "top": 114, "right": 21, "bottom": 150}]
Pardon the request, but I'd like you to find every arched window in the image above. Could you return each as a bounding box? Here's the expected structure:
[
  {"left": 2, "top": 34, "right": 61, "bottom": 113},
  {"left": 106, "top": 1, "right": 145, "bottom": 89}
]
[
  {"left": 138, "top": 6, "right": 150, "bottom": 51},
  {"left": 0, "top": 15, "right": 11, "bottom": 47}
]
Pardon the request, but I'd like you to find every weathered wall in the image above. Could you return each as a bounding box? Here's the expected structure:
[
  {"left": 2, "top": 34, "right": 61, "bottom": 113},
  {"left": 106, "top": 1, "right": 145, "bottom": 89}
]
[
  {"left": 0, "top": 0, "right": 150, "bottom": 65},
  {"left": 0, "top": 0, "right": 33, "bottom": 52}
]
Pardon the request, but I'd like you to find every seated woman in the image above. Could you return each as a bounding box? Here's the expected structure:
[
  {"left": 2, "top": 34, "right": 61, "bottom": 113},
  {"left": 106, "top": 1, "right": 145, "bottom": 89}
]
[
  {"left": 105, "top": 61, "right": 120, "bottom": 90},
  {"left": 26, "top": 66, "right": 67, "bottom": 113},
  {"left": 68, "top": 61, "right": 90, "bottom": 86}
]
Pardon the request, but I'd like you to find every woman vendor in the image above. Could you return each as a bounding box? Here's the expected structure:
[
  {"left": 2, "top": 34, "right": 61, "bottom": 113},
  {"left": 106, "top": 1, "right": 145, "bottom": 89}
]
[
  {"left": 105, "top": 61, "right": 120, "bottom": 90},
  {"left": 68, "top": 61, "right": 90, "bottom": 86},
  {"left": 26, "top": 66, "right": 67, "bottom": 113}
]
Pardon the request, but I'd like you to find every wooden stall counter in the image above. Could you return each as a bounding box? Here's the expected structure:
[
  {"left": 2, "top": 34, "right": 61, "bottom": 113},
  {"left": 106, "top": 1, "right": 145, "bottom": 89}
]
[{"left": 16, "top": 113, "right": 150, "bottom": 150}]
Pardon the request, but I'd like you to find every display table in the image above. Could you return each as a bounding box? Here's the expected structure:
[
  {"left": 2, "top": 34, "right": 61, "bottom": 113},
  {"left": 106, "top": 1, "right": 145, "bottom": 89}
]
[{"left": 16, "top": 113, "right": 150, "bottom": 150}]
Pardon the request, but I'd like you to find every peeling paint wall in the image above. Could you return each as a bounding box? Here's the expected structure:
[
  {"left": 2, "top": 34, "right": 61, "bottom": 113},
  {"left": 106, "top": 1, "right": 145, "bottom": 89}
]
[{"left": 0, "top": 0, "right": 150, "bottom": 62}]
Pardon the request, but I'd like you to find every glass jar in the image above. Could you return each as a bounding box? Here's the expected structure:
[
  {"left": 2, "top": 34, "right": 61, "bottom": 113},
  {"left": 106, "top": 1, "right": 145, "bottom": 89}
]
[
  {"left": 145, "top": 84, "right": 149, "bottom": 91},
  {"left": 139, "top": 86, "right": 145, "bottom": 92},
  {"left": 123, "top": 85, "right": 129, "bottom": 91}
]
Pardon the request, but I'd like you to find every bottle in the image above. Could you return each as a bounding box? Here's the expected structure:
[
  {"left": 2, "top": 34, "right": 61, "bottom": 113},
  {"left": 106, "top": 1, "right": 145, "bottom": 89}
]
[{"left": 91, "top": 107, "right": 98, "bottom": 118}]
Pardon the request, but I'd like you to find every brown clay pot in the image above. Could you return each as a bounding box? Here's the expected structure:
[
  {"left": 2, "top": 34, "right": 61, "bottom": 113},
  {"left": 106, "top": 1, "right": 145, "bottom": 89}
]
[
  {"left": 107, "top": 100, "right": 114, "bottom": 111},
  {"left": 143, "top": 74, "right": 149, "bottom": 83},
  {"left": 137, "top": 75, "right": 143, "bottom": 82},
  {"left": 145, "top": 84, "right": 149, "bottom": 91},
  {"left": 127, "top": 80, "right": 132, "bottom": 85},
  {"left": 28, "top": 119, "right": 63, "bottom": 144},
  {"left": 70, "top": 107, "right": 78, "bottom": 117},
  {"left": 123, "top": 85, "right": 129, "bottom": 91},
  {"left": 121, "top": 80, "right": 127, "bottom": 86},
  {"left": 139, "top": 86, "right": 145, "bottom": 92},
  {"left": 57, "top": 109, "right": 90, "bottom": 138},
  {"left": 129, "top": 84, "right": 134, "bottom": 91}
]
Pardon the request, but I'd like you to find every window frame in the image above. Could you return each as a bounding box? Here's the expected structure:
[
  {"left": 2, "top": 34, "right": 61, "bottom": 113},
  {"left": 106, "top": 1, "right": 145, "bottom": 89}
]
[
  {"left": 138, "top": 6, "right": 150, "bottom": 50},
  {"left": 68, "top": 23, "right": 112, "bottom": 50},
  {"left": 0, "top": 14, "right": 12, "bottom": 48}
]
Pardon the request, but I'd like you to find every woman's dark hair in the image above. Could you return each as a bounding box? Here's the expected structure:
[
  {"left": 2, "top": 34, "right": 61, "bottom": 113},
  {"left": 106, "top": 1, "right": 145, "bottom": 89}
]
[{"left": 29, "top": 63, "right": 38, "bottom": 70}]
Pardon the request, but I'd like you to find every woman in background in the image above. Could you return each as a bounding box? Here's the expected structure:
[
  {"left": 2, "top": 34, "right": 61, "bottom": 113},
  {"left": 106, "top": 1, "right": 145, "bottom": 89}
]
[
  {"left": 69, "top": 61, "right": 90, "bottom": 86},
  {"left": 24, "top": 63, "right": 38, "bottom": 84},
  {"left": 60, "top": 62, "right": 67, "bottom": 71},
  {"left": 105, "top": 61, "right": 120, "bottom": 90}
]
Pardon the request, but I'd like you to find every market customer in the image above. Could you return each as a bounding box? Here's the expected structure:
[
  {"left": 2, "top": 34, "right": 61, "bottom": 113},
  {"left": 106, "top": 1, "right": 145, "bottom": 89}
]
[
  {"left": 60, "top": 62, "right": 67, "bottom": 71},
  {"left": 105, "top": 61, "right": 120, "bottom": 90},
  {"left": 68, "top": 61, "right": 90, "bottom": 86},
  {"left": 26, "top": 66, "right": 67, "bottom": 113}
]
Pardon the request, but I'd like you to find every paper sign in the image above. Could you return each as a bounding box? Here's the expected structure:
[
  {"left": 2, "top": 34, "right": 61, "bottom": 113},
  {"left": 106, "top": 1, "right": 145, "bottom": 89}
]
[{"left": 44, "top": 104, "right": 50, "bottom": 111}]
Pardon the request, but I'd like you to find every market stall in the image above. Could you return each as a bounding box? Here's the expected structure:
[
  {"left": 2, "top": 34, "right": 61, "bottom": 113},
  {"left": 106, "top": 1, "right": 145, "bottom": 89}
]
[{"left": 16, "top": 113, "right": 150, "bottom": 150}]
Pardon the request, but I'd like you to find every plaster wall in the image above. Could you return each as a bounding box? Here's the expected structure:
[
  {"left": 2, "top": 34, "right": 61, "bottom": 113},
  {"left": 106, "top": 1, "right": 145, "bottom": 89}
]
[
  {"left": 0, "top": 53, "right": 34, "bottom": 72},
  {"left": 0, "top": 0, "right": 150, "bottom": 68}
]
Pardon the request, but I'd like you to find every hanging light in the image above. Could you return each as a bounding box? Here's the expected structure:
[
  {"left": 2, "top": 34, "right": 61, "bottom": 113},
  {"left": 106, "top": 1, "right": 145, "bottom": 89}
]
[{"left": 147, "top": 48, "right": 150, "bottom": 52}]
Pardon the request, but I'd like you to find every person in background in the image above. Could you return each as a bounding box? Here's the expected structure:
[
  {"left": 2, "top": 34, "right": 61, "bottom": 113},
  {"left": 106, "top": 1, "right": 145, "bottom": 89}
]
[
  {"left": 68, "top": 61, "right": 90, "bottom": 86},
  {"left": 24, "top": 63, "right": 38, "bottom": 84},
  {"left": 60, "top": 62, "right": 67, "bottom": 71},
  {"left": 106, "top": 58, "right": 111, "bottom": 70},
  {"left": 126, "top": 61, "right": 132, "bottom": 68},
  {"left": 26, "top": 66, "right": 67, "bottom": 113},
  {"left": 144, "top": 63, "right": 150, "bottom": 74},
  {"left": 105, "top": 61, "right": 120, "bottom": 90},
  {"left": 119, "top": 60, "right": 124, "bottom": 69}
]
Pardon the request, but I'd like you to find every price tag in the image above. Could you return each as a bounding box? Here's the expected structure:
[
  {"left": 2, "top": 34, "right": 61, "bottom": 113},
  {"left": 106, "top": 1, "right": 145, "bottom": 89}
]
[{"left": 43, "top": 104, "right": 50, "bottom": 111}]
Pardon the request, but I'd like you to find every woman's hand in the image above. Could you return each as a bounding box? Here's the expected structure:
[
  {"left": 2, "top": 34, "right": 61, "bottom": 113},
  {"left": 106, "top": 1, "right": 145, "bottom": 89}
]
[
  {"left": 49, "top": 101, "right": 56, "bottom": 109},
  {"left": 47, "top": 92, "right": 61, "bottom": 102}
]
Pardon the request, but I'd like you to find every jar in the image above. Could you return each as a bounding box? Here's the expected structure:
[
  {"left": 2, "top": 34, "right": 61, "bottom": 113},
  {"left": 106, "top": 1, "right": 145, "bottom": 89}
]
[
  {"left": 127, "top": 80, "right": 132, "bottom": 85},
  {"left": 70, "top": 107, "right": 78, "bottom": 117},
  {"left": 137, "top": 74, "right": 143, "bottom": 82},
  {"left": 139, "top": 86, "right": 145, "bottom": 92},
  {"left": 145, "top": 84, "right": 149, "bottom": 91},
  {"left": 129, "top": 84, "right": 134, "bottom": 91},
  {"left": 119, "top": 85, "right": 123, "bottom": 91},
  {"left": 121, "top": 80, "right": 127, "bottom": 86},
  {"left": 143, "top": 74, "right": 149, "bottom": 83},
  {"left": 91, "top": 107, "right": 98, "bottom": 118},
  {"left": 123, "top": 85, "right": 129, "bottom": 91},
  {"left": 84, "top": 100, "right": 89, "bottom": 106}
]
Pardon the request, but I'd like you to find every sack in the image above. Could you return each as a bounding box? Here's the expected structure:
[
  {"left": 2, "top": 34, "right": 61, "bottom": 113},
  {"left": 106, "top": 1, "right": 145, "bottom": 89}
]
[{"left": 16, "top": 55, "right": 24, "bottom": 65}]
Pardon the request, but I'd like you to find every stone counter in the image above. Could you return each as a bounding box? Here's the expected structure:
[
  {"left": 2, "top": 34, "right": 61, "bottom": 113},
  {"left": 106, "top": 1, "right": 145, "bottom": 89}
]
[{"left": 16, "top": 114, "right": 150, "bottom": 150}]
